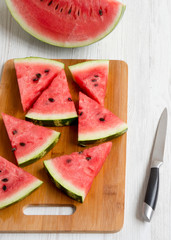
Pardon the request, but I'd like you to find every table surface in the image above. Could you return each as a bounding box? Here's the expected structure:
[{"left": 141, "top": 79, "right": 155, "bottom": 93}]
[{"left": 0, "top": 0, "right": 171, "bottom": 240}]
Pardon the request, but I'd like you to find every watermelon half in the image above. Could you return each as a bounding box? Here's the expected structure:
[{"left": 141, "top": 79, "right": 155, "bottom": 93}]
[
  {"left": 5, "top": 0, "right": 126, "bottom": 48},
  {"left": 78, "top": 92, "right": 128, "bottom": 145},
  {"left": 2, "top": 113, "right": 60, "bottom": 167},
  {"left": 14, "top": 57, "right": 64, "bottom": 112},
  {"left": 25, "top": 69, "right": 78, "bottom": 126},
  {"left": 44, "top": 142, "right": 112, "bottom": 202},
  {"left": 0, "top": 156, "right": 43, "bottom": 209},
  {"left": 69, "top": 60, "right": 109, "bottom": 106}
]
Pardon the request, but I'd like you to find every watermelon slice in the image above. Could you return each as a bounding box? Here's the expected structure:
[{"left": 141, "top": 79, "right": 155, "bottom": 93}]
[
  {"left": 69, "top": 60, "right": 109, "bottom": 106},
  {"left": 44, "top": 142, "right": 112, "bottom": 202},
  {"left": 5, "top": 0, "right": 126, "bottom": 48},
  {"left": 78, "top": 92, "right": 128, "bottom": 145},
  {"left": 14, "top": 57, "right": 64, "bottom": 112},
  {"left": 25, "top": 69, "right": 78, "bottom": 126},
  {"left": 2, "top": 113, "right": 60, "bottom": 167},
  {"left": 0, "top": 156, "right": 43, "bottom": 209}
]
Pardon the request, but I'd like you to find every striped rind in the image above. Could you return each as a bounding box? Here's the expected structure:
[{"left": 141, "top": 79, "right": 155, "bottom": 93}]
[
  {"left": 18, "top": 131, "right": 60, "bottom": 167},
  {"left": 44, "top": 160, "right": 85, "bottom": 202},
  {"left": 79, "top": 123, "right": 128, "bottom": 145},
  {"left": 0, "top": 179, "right": 43, "bottom": 209}
]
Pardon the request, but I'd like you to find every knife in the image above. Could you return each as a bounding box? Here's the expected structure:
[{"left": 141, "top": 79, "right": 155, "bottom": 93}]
[{"left": 142, "top": 108, "right": 167, "bottom": 222}]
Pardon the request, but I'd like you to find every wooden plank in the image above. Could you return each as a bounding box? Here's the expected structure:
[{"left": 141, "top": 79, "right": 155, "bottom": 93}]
[{"left": 0, "top": 59, "right": 128, "bottom": 232}]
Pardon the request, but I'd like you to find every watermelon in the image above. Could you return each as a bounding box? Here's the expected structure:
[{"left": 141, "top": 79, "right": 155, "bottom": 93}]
[
  {"left": 69, "top": 60, "right": 109, "bottom": 106},
  {"left": 5, "top": 0, "right": 126, "bottom": 48},
  {"left": 14, "top": 57, "right": 64, "bottom": 112},
  {"left": 78, "top": 92, "right": 127, "bottom": 145},
  {"left": 2, "top": 113, "right": 60, "bottom": 167},
  {"left": 0, "top": 156, "right": 43, "bottom": 209},
  {"left": 25, "top": 69, "right": 78, "bottom": 126},
  {"left": 44, "top": 142, "right": 112, "bottom": 202}
]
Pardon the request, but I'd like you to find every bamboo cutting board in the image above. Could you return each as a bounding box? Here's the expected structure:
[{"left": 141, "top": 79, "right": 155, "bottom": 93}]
[{"left": 0, "top": 59, "right": 128, "bottom": 232}]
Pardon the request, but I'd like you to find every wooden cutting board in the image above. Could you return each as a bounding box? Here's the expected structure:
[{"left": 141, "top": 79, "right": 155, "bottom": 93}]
[{"left": 0, "top": 59, "right": 128, "bottom": 232}]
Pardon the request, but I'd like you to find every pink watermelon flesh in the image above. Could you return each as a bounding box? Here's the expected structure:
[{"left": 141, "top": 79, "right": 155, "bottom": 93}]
[
  {"left": 78, "top": 92, "right": 128, "bottom": 144},
  {"left": 44, "top": 142, "right": 112, "bottom": 202},
  {"left": 69, "top": 60, "right": 109, "bottom": 106},
  {"left": 2, "top": 113, "right": 60, "bottom": 166},
  {"left": 5, "top": 0, "right": 125, "bottom": 47},
  {"left": 14, "top": 57, "right": 64, "bottom": 112},
  {"left": 25, "top": 69, "right": 78, "bottom": 126},
  {"left": 0, "top": 156, "right": 43, "bottom": 209}
]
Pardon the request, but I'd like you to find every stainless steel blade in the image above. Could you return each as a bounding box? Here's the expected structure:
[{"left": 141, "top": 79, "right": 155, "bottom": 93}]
[{"left": 151, "top": 108, "right": 167, "bottom": 168}]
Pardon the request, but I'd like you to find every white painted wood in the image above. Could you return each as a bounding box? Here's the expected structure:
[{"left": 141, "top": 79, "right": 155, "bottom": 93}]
[{"left": 0, "top": 0, "right": 171, "bottom": 239}]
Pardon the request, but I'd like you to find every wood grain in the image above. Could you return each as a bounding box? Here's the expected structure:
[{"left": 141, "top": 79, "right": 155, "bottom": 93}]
[{"left": 0, "top": 59, "right": 128, "bottom": 232}]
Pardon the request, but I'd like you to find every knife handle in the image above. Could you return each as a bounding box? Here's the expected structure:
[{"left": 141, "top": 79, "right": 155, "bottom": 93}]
[{"left": 142, "top": 167, "right": 159, "bottom": 222}]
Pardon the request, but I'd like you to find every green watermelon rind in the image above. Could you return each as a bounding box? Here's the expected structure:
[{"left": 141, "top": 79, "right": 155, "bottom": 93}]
[
  {"left": 25, "top": 113, "right": 78, "bottom": 127},
  {"left": 14, "top": 57, "right": 65, "bottom": 69},
  {"left": 5, "top": 0, "right": 126, "bottom": 48},
  {"left": 78, "top": 123, "right": 128, "bottom": 146},
  {"left": 18, "top": 131, "right": 61, "bottom": 167},
  {"left": 44, "top": 160, "right": 85, "bottom": 203},
  {"left": 0, "top": 179, "right": 43, "bottom": 209},
  {"left": 68, "top": 60, "right": 109, "bottom": 74}
]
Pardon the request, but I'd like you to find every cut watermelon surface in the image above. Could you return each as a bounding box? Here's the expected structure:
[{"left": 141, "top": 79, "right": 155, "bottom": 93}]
[
  {"left": 69, "top": 60, "right": 109, "bottom": 106},
  {"left": 78, "top": 92, "right": 127, "bottom": 145},
  {"left": 5, "top": 0, "right": 126, "bottom": 47},
  {"left": 14, "top": 57, "right": 64, "bottom": 112},
  {"left": 25, "top": 69, "right": 78, "bottom": 126},
  {"left": 0, "top": 156, "right": 43, "bottom": 209},
  {"left": 44, "top": 142, "right": 112, "bottom": 202},
  {"left": 2, "top": 113, "right": 60, "bottom": 167}
]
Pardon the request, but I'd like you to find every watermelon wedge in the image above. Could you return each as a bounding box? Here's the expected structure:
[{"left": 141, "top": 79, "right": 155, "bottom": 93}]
[
  {"left": 44, "top": 142, "right": 112, "bottom": 202},
  {"left": 0, "top": 156, "right": 43, "bottom": 209},
  {"left": 25, "top": 69, "right": 78, "bottom": 126},
  {"left": 14, "top": 57, "right": 64, "bottom": 112},
  {"left": 5, "top": 0, "right": 126, "bottom": 48},
  {"left": 69, "top": 60, "right": 109, "bottom": 106},
  {"left": 78, "top": 92, "right": 128, "bottom": 145},
  {"left": 2, "top": 113, "right": 60, "bottom": 167}
]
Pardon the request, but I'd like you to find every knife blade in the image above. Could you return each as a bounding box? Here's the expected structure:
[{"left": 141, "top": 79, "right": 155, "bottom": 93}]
[{"left": 142, "top": 108, "right": 167, "bottom": 222}]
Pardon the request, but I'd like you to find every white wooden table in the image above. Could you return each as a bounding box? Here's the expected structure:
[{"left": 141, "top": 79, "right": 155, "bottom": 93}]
[{"left": 0, "top": 0, "right": 171, "bottom": 239}]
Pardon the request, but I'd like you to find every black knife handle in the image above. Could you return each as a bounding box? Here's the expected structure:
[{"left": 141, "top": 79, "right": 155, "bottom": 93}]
[{"left": 144, "top": 167, "right": 159, "bottom": 210}]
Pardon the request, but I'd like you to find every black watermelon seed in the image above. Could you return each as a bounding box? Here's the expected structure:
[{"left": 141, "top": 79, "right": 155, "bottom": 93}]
[
  {"left": 68, "top": 97, "right": 72, "bottom": 101},
  {"left": 94, "top": 83, "right": 98, "bottom": 87},
  {"left": 2, "top": 185, "right": 7, "bottom": 191},
  {"left": 78, "top": 151, "right": 83, "bottom": 154},
  {"left": 0, "top": 170, "right": 1, "bottom": 172},
  {"left": 99, "top": 9, "right": 103, "bottom": 16},
  {"left": 60, "top": 8, "right": 63, "bottom": 12},
  {"left": 86, "top": 156, "right": 91, "bottom": 161},
  {"left": 99, "top": 118, "right": 105, "bottom": 121},
  {"left": 2, "top": 178, "right": 8, "bottom": 182},
  {"left": 20, "top": 142, "right": 25, "bottom": 146},
  {"left": 12, "top": 148, "right": 16, "bottom": 152},
  {"left": 48, "top": 0, "right": 53, "bottom": 6},
  {"left": 91, "top": 79, "right": 97, "bottom": 82},
  {"left": 68, "top": 8, "right": 72, "bottom": 14},
  {"left": 33, "top": 78, "right": 39, "bottom": 82},
  {"left": 79, "top": 112, "right": 83, "bottom": 116},
  {"left": 55, "top": 4, "right": 59, "bottom": 10},
  {"left": 44, "top": 69, "right": 50, "bottom": 73},
  {"left": 94, "top": 75, "right": 99, "bottom": 77},
  {"left": 66, "top": 159, "right": 72, "bottom": 163},
  {"left": 48, "top": 98, "right": 55, "bottom": 102},
  {"left": 36, "top": 73, "right": 41, "bottom": 78},
  {"left": 12, "top": 130, "right": 17, "bottom": 135}
]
